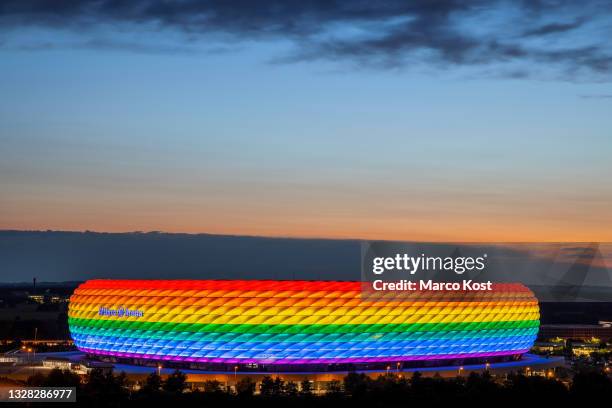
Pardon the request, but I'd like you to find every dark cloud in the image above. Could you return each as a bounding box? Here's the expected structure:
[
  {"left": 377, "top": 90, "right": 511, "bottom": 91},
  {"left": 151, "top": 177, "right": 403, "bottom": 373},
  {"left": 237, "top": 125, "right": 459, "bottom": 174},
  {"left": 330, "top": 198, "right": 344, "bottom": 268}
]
[
  {"left": 80, "top": 38, "right": 196, "bottom": 54},
  {"left": 0, "top": 0, "right": 611, "bottom": 80},
  {"left": 12, "top": 38, "right": 196, "bottom": 54},
  {"left": 522, "top": 19, "right": 585, "bottom": 37},
  {"left": 0, "top": 0, "right": 479, "bottom": 35}
]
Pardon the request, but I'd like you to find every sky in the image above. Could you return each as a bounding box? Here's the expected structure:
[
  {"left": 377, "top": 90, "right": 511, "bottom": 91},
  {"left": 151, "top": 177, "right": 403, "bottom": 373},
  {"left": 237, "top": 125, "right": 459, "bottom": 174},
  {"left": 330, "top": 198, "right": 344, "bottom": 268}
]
[{"left": 1, "top": 1, "right": 611, "bottom": 242}]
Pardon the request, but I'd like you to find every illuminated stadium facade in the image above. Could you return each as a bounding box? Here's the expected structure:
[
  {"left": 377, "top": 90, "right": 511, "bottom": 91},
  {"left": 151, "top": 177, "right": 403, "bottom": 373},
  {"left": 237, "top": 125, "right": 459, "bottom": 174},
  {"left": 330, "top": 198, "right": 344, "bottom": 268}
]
[{"left": 68, "top": 280, "right": 539, "bottom": 372}]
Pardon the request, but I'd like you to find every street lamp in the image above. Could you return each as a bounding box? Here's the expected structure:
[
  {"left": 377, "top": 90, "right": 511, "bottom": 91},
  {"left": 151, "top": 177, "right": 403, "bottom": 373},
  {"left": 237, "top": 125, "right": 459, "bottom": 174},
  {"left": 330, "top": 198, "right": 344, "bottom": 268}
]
[
  {"left": 157, "top": 364, "right": 162, "bottom": 377},
  {"left": 234, "top": 365, "right": 238, "bottom": 383},
  {"left": 458, "top": 366, "right": 464, "bottom": 376},
  {"left": 396, "top": 362, "right": 401, "bottom": 374},
  {"left": 386, "top": 365, "right": 391, "bottom": 375}
]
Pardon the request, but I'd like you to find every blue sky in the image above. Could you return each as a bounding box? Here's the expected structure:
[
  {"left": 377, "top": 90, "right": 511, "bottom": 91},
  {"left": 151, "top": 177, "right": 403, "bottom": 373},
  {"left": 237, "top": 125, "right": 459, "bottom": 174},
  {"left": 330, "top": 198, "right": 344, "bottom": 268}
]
[{"left": 1, "top": 1, "right": 611, "bottom": 241}]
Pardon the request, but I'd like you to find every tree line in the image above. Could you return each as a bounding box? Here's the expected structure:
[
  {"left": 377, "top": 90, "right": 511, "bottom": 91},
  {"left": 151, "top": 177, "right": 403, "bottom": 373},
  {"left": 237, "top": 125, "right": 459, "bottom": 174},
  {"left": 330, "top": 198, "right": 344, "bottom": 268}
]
[{"left": 18, "top": 367, "right": 612, "bottom": 407}]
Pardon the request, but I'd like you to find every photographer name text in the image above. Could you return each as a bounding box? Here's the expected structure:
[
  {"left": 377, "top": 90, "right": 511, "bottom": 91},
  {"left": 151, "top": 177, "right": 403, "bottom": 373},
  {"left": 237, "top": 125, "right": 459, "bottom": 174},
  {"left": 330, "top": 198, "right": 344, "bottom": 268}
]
[{"left": 372, "top": 280, "right": 493, "bottom": 291}]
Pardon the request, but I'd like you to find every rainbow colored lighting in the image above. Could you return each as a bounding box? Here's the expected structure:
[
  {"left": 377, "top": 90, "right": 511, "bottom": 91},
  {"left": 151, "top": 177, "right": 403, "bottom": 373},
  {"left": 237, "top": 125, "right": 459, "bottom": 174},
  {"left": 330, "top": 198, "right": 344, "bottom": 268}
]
[{"left": 68, "top": 280, "right": 539, "bottom": 364}]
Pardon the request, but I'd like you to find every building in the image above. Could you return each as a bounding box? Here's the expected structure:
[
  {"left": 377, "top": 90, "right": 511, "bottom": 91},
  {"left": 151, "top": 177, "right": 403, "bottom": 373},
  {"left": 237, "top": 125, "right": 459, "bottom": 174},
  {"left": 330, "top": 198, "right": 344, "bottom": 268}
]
[
  {"left": 68, "top": 280, "right": 539, "bottom": 372},
  {"left": 42, "top": 357, "right": 72, "bottom": 370},
  {"left": 531, "top": 340, "right": 565, "bottom": 354},
  {"left": 539, "top": 323, "right": 612, "bottom": 342},
  {"left": 570, "top": 342, "right": 604, "bottom": 357}
]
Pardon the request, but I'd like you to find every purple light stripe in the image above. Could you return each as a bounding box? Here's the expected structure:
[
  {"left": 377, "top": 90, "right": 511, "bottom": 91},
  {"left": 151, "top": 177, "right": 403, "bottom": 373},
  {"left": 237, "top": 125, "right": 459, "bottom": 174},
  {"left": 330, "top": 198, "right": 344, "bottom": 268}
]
[{"left": 78, "top": 347, "right": 529, "bottom": 365}]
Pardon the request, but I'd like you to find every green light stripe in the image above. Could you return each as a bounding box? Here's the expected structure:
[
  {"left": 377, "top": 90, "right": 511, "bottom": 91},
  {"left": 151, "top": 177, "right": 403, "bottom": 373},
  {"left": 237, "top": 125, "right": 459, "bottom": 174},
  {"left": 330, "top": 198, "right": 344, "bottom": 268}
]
[{"left": 68, "top": 317, "right": 539, "bottom": 335}]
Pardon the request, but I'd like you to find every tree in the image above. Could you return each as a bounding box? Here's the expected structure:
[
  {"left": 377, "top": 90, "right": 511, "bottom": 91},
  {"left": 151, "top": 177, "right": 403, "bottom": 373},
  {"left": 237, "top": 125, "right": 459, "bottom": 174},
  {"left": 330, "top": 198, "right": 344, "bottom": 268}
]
[
  {"left": 44, "top": 368, "right": 81, "bottom": 387},
  {"left": 344, "top": 372, "right": 370, "bottom": 397},
  {"left": 203, "top": 379, "right": 223, "bottom": 393},
  {"left": 464, "top": 371, "right": 500, "bottom": 401},
  {"left": 236, "top": 377, "right": 256, "bottom": 397},
  {"left": 325, "top": 380, "right": 343, "bottom": 396},
  {"left": 505, "top": 372, "right": 567, "bottom": 404},
  {"left": 140, "top": 372, "right": 162, "bottom": 394},
  {"left": 162, "top": 369, "right": 187, "bottom": 393},
  {"left": 82, "top": 368, "right": 128, "bottom": 407},
  {"left": 26, "top": 372, "right": 47, "bottom": 386},
  {"left": 107, "top": 371, "right": 128, "bottom": 403},
  {"left": 285, "top": 381, "right": 298, "bottom": 396},
  {"left": 272, "top": 376, "right": 284, "bottom": 396},
  {"left": 260, "top": 376, "right": 275, "bottom": 396},
  {"left": 258, "top": 376, "right": 285, "bottom": 397},
  {"left": 571, "top": 370, "right": 612, "bottom": 399},
  {"left": 300, "top": 378, "right": 313, "bottom": 396}
]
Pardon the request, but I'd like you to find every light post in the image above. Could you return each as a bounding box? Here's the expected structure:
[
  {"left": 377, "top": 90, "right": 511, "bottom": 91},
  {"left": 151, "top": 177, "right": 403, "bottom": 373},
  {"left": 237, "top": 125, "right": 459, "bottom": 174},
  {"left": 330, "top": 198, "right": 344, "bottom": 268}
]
[
  {"left": 157, "top": 364, "right": 162, "bottom": 377},
  {"left": 458, "top": 366, "right": 464, "bottom": 376},
  {"left": 386, "top": 365, "right": 390, "bottom": 375},
  {"left": 33, "top": 328, "right": 37, "bottom": 359},
  {"left": 26, "top": 348, "right": 32, "bottom": 364},
  {"left": 26, "top": 348, "right": 34, "bottom": 376},
  {"left": 234, "top": 365, "right": 238, "bottom": 386},
  {"left": 396, "top": 362, "right": 400, "bottom": 374}
]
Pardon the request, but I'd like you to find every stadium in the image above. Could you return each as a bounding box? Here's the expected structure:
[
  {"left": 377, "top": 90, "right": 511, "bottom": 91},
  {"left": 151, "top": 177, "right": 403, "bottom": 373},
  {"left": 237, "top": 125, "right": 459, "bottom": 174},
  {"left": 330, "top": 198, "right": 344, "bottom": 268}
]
[{"left": 67, "top": 280, "right": 539, "bottom": 373}]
